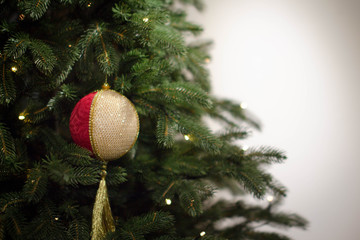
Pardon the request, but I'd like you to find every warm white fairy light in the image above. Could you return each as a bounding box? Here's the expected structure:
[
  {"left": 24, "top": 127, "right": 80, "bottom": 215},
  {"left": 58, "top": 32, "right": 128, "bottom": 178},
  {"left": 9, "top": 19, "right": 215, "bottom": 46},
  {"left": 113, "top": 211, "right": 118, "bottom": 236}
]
[
  {"left": 18, "top": 114, "right": 26, "bottom": 120},
  {"left": 184, "top": 135, "right": 190, "bottom": 141},
  {"left": 205, "top": 58, "right": 211, "bottom": 63},
  {"left": 143, "top": 17, "right": 149, "bottom": 23},
  {"left": 54, "top": 217, "right": 59, "bottom": 221},
  {"left": 165, "top": 198, "right": 172, "bottom": 205},
  {"left": 11, "top": 66, "right": 18, "bottom": 72},
  {"left": 87, "top": 2, "right": 92, "bottom": 7},
  {"left": 242, "top": 145, "right": 249, "bottom": 151},
  {"left": 266, "top": 195, "right": 274, "bottom": 202},
  {"left": 200, "top": 231, "right": 206, "bottom": 237},
  {"left": 240, "top": 102, "right": 248, "bottom": 109}
]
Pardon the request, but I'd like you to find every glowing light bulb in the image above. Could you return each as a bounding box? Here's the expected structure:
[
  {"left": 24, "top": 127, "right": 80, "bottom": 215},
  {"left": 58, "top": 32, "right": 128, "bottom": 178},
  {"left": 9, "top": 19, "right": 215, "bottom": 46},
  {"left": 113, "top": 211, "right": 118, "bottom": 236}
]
[
  {"left": 165, "top": 198, "right": 172, "bottom": 205},
  {"left": 87, "top": 2, "right": 92, "bottom": 7},
  {"left": 242, "top": 145, "right": 249, "bottom": 151},
  {"left": 240, "top": 102, "right": 248, "bottom": 109},
  {"left": 200, "top": 231, "right": 206, "bottom": 237},
  {"left": 11, "top": 66, "right": 18, "bottom": 72},
  {"left": 54, "top": 217, "right": 59, "bottom": 221},
  {"left": 68, "top": 44, "right": 72, "bottom": 48},
  {"left": 18, "top": 114, "right": 26, "bottom": 120},
  {"left": 143, "top": 17, "right": 149, "bottom": 23},
  {"left": 184, "top": 135, "right": 190, "bottom": 141},
  {"left": 266, "top": 195, "right": 274, "bottom": 202},
  {"left": 205, "top": 58, "right": 210, "bottom": 63}
]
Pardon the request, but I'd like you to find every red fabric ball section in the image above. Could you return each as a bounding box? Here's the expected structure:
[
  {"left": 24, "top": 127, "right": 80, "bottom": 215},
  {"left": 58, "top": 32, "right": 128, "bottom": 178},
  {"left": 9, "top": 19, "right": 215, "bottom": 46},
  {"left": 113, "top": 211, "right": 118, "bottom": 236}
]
[{"left": 69, "top": 92, "right": 97, "bottom": 153}]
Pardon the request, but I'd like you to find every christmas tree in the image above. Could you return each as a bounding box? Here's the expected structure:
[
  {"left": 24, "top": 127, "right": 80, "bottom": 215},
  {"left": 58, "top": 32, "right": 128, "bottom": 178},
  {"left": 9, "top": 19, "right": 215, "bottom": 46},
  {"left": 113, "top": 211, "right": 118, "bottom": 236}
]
[{"left": 0, "top": 0, "right": 308, "bottom": 239}]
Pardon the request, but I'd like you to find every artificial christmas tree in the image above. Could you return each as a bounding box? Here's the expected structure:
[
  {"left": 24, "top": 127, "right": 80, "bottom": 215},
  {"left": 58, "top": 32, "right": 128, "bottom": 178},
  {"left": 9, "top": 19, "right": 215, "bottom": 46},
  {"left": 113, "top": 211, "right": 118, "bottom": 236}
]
[{"left": 0, "top": 0, "right": 307, "bottom": 239}]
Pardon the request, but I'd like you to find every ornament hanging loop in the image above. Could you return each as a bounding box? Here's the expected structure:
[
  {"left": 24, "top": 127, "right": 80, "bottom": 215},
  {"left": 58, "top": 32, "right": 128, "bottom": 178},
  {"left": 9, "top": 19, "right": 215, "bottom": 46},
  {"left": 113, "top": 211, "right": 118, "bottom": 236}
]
[
  {"left": 102, "top": 83, "right": 110, "bottom": 90},
  {"left": 102, "top": 76, "right": 110, "bottom": 90}
]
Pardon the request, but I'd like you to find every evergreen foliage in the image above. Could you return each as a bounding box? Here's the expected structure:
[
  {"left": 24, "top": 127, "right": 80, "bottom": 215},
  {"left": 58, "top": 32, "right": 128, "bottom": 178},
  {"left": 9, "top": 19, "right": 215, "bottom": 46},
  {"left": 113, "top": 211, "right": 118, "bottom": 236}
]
[{"left": 0, "top": 0, "right": 307, "bottom": 239}]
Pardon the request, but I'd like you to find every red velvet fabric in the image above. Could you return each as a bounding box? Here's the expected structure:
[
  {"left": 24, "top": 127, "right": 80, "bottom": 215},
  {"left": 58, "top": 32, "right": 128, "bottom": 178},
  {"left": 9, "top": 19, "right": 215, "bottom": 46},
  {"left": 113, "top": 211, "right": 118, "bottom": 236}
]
[{"left": 69, "top": 92, "right": 97, "bottom": 152}]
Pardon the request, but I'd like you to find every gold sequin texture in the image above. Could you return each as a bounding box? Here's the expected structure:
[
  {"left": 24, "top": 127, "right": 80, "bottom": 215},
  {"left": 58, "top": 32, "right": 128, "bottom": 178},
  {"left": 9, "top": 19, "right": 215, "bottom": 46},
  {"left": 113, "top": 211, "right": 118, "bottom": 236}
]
[{"left": 90, "top": 90, "right": 139, "bottom": 161}]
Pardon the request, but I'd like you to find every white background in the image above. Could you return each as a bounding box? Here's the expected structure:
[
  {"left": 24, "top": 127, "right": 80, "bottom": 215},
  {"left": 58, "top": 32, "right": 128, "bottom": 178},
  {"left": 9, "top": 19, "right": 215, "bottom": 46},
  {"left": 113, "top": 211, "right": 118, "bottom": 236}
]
[{"left": 188, "top": 0, "right": 360, "bottom": 239}]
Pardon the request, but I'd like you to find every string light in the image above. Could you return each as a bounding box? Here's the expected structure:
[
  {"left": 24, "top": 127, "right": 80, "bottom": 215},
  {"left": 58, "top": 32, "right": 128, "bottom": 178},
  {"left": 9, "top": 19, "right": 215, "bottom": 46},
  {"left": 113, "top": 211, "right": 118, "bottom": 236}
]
[
  {"left": 184, "top": 135, "right": 190, "bottom": 141},
  {"left": 241, "top": 145, "right": 249, "bottom": 151},
  {"left": 54, "top": 217, "right": 59, "bottom": 221},
  {"left": 87, "top": 2, "right": 92, "bottom": 7},
  {"left": 143, "top": 17, "right": 149, "bottom": 23},
  {"left": 165, "top": 198, "right": 172, "bottom": 205},
  {"left": 11, "top": 66, "right": 18, "bottom": 72},
  {"left": 266, "top": 195, "right": 274, "bottom": 202},
  {"left": 240, "top": 102, "right": 248, "bottom": 109},
  {"left": 205, "top": 58, "right": 210, "bottom": 63},
  {"left": 68, "top": 44, "right": 72, "bottom": 48},
  {"left": 18, "top": 113, "right": 26, "bottom": 120},
  {"left": 200, "top": 231, "right": 206, "bottom": 237}
]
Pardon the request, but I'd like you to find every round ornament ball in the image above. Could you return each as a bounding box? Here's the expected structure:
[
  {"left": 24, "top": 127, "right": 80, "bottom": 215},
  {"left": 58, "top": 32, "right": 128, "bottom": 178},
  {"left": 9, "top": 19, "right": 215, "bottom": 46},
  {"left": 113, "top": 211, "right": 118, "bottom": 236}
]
[{"left": 69, "top": 84, "right": 139, "bottom": 161}]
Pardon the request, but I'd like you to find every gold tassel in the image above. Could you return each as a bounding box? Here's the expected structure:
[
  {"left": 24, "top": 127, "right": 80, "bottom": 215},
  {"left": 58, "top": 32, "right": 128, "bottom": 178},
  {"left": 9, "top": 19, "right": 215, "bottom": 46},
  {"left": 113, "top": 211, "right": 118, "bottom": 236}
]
[{"left": 91, "top": 167, "right": 115, "bottom": 240}]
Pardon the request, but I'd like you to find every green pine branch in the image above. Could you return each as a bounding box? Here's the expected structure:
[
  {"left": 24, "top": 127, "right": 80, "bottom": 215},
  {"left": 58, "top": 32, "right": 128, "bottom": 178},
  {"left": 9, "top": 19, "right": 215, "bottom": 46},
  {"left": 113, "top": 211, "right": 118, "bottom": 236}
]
[
  {"left": 0, "top": 192, "right": 24, "bottom": 214},
  {"left": 5, "top": 32, "right": 56, "bottom": 74},
  {"left": 3, "top": 208, "right": 26, "bottom": 239},
  {"left": 218, "top": 127, "right": 250, "bottom": 142},
  {"left": 23, "top": 164, "right": 48, "bottom": 203},
  {"left": 178, "top": 180, "right": 205, "bottom": 216},
  {"left": 0, "top": 123, "right": 16, "bottom": 163},
  {"left": 26, "top": 201, "right": 67, "bottom": 240},
  {"left": 141, "top": 82, "right": 212, "bottom": 109},
  {"left": 67, "top": 217, "right": 90, "bottom": 240},
  {"left": 43, "top": 155, "right": 99, "bottom": 187},
  {"left": 171, "top": 11, "right": 203, "bottom": 35},
  {"left": 106, "top": 166, "right": 127, "bottom": 186},
  {"left": 150, "top": 24, "right": 187, "bottom": 56},
  {"left": 113, "top": 211, "right": 175, "bottom": 239},
  {"left": 19, "top": 0, "right": 51, "bottom": 20},
  {"left": 78, "top": 23, "right": 120, "bottom": 75},
  {"left": 245, "top": 146, "right": 287, "bottom": 164},
  {"left": 61, "top": 143, "right": 95, "bottom": 167},
  {"left": 0, "top": 57, "right": 16, "bottom": 104},
  {"left": 156, "top": 114, "right": 176, "bottom": 148},
  {"left": 172, "top": 115, "right": 222, "bottom": 154}
]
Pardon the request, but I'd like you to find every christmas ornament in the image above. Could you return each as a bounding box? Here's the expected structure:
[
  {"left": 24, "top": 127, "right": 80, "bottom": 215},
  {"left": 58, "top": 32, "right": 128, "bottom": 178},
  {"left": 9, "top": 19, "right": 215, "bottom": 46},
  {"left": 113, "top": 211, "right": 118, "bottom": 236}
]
[
  {"left": 69, "top": 83, "right": 139, "bottom": 239},
  {"left": 69, "top": 83, "right": 139, "bottom": 160}
]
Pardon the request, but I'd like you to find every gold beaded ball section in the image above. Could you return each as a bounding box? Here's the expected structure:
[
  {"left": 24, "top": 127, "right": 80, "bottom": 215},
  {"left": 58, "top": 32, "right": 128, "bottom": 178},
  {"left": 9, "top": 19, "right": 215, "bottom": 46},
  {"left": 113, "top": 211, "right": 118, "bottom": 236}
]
[{"left": 69, "top": 86, "right": 139, "bottom": 161}]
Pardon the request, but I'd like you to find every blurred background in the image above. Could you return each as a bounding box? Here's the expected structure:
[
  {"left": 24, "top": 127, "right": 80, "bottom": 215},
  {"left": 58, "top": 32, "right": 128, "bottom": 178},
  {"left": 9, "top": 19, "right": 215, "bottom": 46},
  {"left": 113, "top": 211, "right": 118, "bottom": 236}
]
[{"left": 188, "top": 0, "right": 360, "bottom": 239}]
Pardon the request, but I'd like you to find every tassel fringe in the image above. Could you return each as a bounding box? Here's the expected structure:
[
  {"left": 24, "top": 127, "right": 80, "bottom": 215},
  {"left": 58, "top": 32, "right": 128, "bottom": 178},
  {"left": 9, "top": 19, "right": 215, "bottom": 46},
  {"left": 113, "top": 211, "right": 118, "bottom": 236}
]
[{"left": 91, "top": 169, "right": 115, "bottom": 240}]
